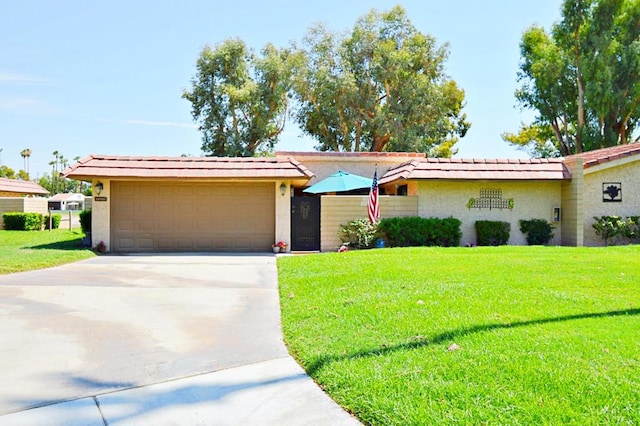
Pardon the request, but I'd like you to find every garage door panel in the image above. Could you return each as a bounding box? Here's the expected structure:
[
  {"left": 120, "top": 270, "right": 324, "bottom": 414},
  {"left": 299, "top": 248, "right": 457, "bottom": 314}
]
[
  {"left": 137, "top": 219, "right": 154, "bottom": 232},
  {"left": 157, "top": 238, "right": 174, "bottom": 250},
  {"left": 118, "top": 184, "right": 138, "bottom": 197},
  {"left": 136, "top": 238, "right": 154, "bottom": 251},
  {"left": 111, "top": 182, "right": 275, "bottom": 252},
  {"left": 118, "top": 220, "right": 135, "bottom": 232},
  {"left": 154, "top": 185, "right": 169, "bottom": 196},
  {"left": 118, "top": 238, "right": 135, "bottom": 250}
]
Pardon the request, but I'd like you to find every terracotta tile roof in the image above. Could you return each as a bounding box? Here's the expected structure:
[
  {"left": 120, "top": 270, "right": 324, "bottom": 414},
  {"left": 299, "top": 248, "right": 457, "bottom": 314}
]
[
  {"left": 0, "top": 177, "right": 49, "bottom": 195},
  {"left": 276, "top": 151, "right": 426, "bottom": 159},
  {"left": 563, "top": 143, "right": 640, "bottom": 168},
  {"left": 62, "top": 155, "right": 315, "bottom": 181},
  {"left": 380, "top": 158, "right": 570, "bottom": 184}
]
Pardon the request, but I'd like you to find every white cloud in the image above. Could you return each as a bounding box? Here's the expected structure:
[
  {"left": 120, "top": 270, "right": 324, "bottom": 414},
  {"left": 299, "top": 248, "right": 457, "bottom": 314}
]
[
  {"left": 0, "top": 73, "right": 49, "bottom": 83},
  {"left": 123, "top": 119, "right": 198, "bottom": 129},
  {"left": 0, "top": 97, "right": 60, "bottom": 114},
  {"left": 0, "top": 98, "right": 39, "bottom": 109}
]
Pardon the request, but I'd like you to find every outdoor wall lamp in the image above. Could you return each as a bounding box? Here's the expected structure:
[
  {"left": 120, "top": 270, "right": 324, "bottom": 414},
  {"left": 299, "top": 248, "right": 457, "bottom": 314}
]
[
  {"left": 95, "top": 181, "right": 104, "bottom": 195},
  {"left": 279, "top": 182, "right": 287, "bottom": 197}
]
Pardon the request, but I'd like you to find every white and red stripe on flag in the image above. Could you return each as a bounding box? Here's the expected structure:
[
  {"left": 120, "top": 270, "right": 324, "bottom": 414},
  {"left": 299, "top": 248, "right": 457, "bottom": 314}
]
[{"left": 368, "top": 167, "right": 380, "bottom": 224}]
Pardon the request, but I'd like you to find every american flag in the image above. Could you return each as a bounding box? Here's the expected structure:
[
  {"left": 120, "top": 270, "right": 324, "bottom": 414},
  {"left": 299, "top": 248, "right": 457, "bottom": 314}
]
[{"left": 368, "top": 167, "right": 380, "bottom": 224}]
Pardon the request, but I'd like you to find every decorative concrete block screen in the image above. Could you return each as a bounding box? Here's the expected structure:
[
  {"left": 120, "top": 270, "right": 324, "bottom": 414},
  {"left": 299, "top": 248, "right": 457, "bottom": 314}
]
[
  {"left": 0, "top": 198, "right": 48, "bottom": 229},
  {"left": 320, "top": 195, "right": 418, "bottom": 252}
]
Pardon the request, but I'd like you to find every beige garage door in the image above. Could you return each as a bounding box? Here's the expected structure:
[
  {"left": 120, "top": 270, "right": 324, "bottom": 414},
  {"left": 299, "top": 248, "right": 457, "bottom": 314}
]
[{"left": 111, "top": 181, "right": 275, "bottom": 252}]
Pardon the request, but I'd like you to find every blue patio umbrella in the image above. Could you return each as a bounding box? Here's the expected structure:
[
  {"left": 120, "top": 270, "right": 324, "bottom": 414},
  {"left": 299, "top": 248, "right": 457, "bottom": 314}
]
[{"left": 303, "top": 170, "right": 373, "bottom": 194}]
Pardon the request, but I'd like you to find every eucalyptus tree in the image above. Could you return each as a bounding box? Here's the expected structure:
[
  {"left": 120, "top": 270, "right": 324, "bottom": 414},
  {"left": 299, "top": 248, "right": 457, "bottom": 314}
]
[
  {"left": 291, "top": 6, "right": 470, "bottom": 156},
  {"left": 505, "top": 0, "right": 640, "bottom": 157},
  {"left": 183, "top": 39, "right": 296, "bottom": 156}
]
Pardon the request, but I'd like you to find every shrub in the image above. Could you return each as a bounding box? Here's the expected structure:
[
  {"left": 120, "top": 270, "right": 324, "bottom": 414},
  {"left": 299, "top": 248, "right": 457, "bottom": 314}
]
[
  {"left": 339, "top": 218, "right": 378, "bottom": 249},
  {"left": 476, "top": 220, "right": 510, "bottom": 246},
  {"left": 377, "top": 216, "right": 462, "bottom": 247},
  {"left": 44, "top": 213, "right": 62, "bottom": 230},
  {"left": 623, "top": 216, "right": 640, "bottom": 243},
  {"left": 79, "top": 210, "right": 92, "bottom": 234},
  {"left": 519, "top": 219, "right": 555, "bottom": 245},
  {"left": 593, "top": 216, "right": 627, "bottom": 246},
  {"left": 2, "top": 212, "right": 43, "bottom": 231}
]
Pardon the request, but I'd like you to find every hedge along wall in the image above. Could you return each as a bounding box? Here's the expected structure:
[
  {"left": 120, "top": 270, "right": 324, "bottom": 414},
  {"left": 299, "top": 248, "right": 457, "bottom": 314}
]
[
  {"left": 416, "top": 180, "right": 563, "bottom": 246},
  {"left": 0, "top": 197, "right": 48, "bottom": 229},
  {"left": 320, "top": 195, "right": 418, "bottom": 252}
]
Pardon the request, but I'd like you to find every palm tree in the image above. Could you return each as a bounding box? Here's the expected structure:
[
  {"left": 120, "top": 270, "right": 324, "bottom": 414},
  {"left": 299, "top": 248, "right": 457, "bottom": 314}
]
[
  {"left": 52, "top": 150, "right": 60, "bottom": 193},
  {"left": 20, "top": 148, "right": 32, "bottom": 178},
  {"left": 49, "top": 160, "right": 57, "bottom": 193},
  {"left": 73, "top": 156, "right": 81, "bottom": 192}
]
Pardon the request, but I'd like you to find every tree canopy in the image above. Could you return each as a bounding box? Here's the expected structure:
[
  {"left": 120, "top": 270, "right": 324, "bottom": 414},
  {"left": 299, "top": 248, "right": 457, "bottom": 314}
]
[
  {"left": 183, "top": 39, "right": 295, "bottom": 156},
  {"left": 505, "top": 0, "right": 640, "bottom": 157},
  {"left": 183, "top": 6, "right": 469, "bottom": 157},
  {"left": 291, "top": 6, "right": 469, "bottom": 156}
]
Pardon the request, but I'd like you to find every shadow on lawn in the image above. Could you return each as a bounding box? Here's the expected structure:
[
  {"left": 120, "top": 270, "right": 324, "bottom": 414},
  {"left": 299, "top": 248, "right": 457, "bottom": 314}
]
[
  {"left": 306, "top": 307, "right": 640, "bottom": 376},
  {"left": 27, "top": 235, "right": 86, "bottom": 251}
]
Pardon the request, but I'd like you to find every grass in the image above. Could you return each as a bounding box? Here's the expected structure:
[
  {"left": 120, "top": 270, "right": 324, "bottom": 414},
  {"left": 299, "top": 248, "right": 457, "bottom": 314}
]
[
  {"left": 0, "top": 228, "right": 95, "bottom": 274},
  {"left": 278, "top": 246, "right": 640, "bottom": 425}
]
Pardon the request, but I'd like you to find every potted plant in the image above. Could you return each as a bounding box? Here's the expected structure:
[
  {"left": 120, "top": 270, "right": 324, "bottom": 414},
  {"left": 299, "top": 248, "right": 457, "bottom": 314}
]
[{"left": 272, "top": 241, "right": 287, "bottom": 253}]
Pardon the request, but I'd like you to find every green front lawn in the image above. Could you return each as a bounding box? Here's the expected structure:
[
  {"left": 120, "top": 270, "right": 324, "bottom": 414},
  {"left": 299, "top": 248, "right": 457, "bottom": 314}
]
[
  {"left": 278, "top": 246, "right": 640, "bottom": 425},
  {"left": 0, "top": 229, "right": 95, "bottom": 274}
]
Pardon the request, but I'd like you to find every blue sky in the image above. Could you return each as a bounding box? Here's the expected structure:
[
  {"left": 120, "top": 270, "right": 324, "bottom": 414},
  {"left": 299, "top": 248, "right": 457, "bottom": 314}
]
[{"left": 1, "top": 1, "right": 562, "bottom": 178}]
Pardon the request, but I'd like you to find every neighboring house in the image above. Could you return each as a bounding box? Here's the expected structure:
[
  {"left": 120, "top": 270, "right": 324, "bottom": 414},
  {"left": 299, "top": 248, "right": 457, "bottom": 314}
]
[
  {"left": 48, "top": 193, "right": 85, "bottom": 211},
  {"left": 0, "top": 177, "right": 48, "bottom": 197},
  {"left": 0, "top": 178, "right": 49, "bottom": 229},
  {"left": 62, "top": 144, "right": 640, "bottom": 253}
]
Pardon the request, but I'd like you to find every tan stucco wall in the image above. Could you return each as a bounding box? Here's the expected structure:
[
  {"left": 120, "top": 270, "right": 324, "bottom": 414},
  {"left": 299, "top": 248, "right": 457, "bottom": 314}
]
[
  {"left": 416, "top": 180, "right": 563, "bottom": 246},
  {"left": 582, "top": 158, "right": 640, "bottom": 246},
  {"left": 275, "top": 181, "right": 291, "bottom": 252},
  {"left": 320, "top": 195, "right": 418, "bottom": 252},
  {"left": 0, "top": 197, "right": 48, "bottom": 229},
  {"left": 561, "top": 159, "right": 584, "bottom": 246},
  {"left": 91, "top": 179, "right": 111, "bottom": 250}
]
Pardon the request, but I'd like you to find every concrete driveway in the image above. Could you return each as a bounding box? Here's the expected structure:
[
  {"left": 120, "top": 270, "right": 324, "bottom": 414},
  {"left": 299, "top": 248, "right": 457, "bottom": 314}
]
[{"left": 0, "top": 255, "right": 359, "bottom": 425}]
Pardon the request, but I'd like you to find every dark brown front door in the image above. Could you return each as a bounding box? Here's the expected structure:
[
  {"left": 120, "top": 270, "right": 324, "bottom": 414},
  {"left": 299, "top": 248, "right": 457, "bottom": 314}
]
[{"left": 291, "top": 196, "right": 320, "bottom": 251}]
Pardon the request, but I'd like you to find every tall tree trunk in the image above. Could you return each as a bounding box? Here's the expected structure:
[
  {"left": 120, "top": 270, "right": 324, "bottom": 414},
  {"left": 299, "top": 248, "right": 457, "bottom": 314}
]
[
  {"left": 551, "top": 120, "right": 569, "bottom": 156},
  {"left": 371, "top": 133, "right": 390, "bottom": 152},
  {"left": 574, "top": 28, "right": 585, "bottom": 153}
]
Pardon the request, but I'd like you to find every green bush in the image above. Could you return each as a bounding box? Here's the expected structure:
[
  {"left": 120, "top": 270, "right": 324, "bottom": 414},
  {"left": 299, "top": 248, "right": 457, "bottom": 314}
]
[
  {"left": 2, "top": 212, "right": 43, "bottom": 231},
  {"left": 79, "top": 210, "right": 92, "bottom": 234},
  {"left": 519, "top": 219, "right": 555, "bottom": 245},
  {"left": 44, "top": 213, "right": 62, "bottom": 230},
  {"left": 339, "top": 218, "right": 378, "bottom": 249},
  {"left": 592, "top": 215, "right": 633, "bottom": 246},
  {"left": 623, "top": 216, "right": 640, "bottom": 243},
  {"left": 476, "top": 220, "right": 510, "bottom": 246},
  {"left": 377, "top": 216, "right": 462, "bottom": 247}
]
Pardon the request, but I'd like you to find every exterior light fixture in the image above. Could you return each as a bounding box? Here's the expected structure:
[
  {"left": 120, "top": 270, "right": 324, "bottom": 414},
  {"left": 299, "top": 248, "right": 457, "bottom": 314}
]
[
  {"left": 280, "top": 182, "right": 287, "bottom": 197},
  {"left": 95, "top": 181, "right": 104, "bottom": 195}
]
